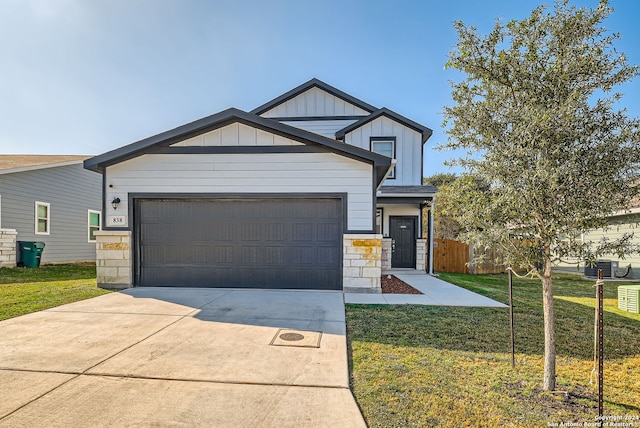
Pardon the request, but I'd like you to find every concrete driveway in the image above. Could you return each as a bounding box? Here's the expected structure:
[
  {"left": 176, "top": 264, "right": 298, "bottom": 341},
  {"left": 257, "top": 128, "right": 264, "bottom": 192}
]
[{"left": 0, "top": 288, "right": 365, "bottom": 427}]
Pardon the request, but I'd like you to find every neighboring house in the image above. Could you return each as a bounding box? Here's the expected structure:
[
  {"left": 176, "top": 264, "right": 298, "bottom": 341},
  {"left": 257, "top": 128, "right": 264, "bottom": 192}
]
[
  {"left": 0, "top": 155, "right": 102, "bottom": 267},
  {"left": 554, "top": 206, "right": 640, "bottom": 279},
  {"left": 85, "top": 78, "right": 436, "bottom": 292}
]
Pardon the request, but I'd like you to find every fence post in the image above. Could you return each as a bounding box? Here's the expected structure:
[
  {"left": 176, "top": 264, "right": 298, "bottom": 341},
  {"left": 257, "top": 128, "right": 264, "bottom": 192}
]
[
  {"left": 596, "top": 269, "right": 604, "bottom": 422},
  {"left": 509, "top": 268, "right": 515, "bottom": 368}
]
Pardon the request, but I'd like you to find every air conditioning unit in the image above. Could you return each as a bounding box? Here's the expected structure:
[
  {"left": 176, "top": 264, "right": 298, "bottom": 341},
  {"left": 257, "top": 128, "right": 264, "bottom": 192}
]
[
  {"left": 584, "top": 260, "right": 618, "bottom": 279},
  {"left": 618, "top": 285, "right": 640, "bottom": 314}
]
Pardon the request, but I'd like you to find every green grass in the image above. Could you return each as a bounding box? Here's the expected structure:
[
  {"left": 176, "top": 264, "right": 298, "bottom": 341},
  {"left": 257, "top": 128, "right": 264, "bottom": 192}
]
[
  {"left": 0, "top": 263, "right": 111, "bottom": 321},
  {"left": 347, "top": 273, "right": 640, "bottom": 427}
]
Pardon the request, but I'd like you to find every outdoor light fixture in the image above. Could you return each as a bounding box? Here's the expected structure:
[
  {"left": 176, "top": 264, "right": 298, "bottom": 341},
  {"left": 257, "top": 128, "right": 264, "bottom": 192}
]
[{"left": 111, "top": 197, "right": 121, "bottom": 210}]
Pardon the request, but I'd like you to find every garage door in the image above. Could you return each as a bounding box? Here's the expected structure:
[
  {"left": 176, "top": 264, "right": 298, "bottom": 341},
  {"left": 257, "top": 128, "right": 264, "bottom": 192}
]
[{"left": 135, "top": 198, "right": 343, "bottom": 289}]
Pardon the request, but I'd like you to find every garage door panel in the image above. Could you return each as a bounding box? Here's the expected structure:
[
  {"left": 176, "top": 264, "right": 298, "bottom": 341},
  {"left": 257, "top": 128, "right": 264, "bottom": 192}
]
[
  {"left": 264, "top": 224, "right": 285, "bottom": 241},
  {"left": 137, "top": 198, "right": 342, "bottom": 289},
  {"left": 317, "top": 246, "right": 340, "bottom": 265},
  {"left": 318, "top": 223, "right": 340, "bottom": 241},
  {"left": 264, "top": 246, "right": 286, "bottom": 265}
]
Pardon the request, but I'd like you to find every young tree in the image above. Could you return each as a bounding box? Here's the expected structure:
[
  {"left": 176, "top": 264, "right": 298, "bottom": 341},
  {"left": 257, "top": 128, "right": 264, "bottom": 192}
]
[{"left": 441, "top": 0, "right": 640, "bottom": 391}]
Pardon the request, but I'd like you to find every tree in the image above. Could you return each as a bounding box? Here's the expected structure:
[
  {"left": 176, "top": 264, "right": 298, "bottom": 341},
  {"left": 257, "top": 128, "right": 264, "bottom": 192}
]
[
  {"left": 441, "top": 0, "right": 640, "bottom": 391},
  {"left": 424, "top": 173, "right": 491, "bottom": 240},
  {"left": 424, "top": 173, "right": 462, "bottom": 239}
]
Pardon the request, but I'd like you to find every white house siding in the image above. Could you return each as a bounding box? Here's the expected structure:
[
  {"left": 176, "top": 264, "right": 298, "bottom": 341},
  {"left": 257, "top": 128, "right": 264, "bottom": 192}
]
[
  {"left": 279, "top": 120, "right": 358, "bottom": 138},
  {"left": 343, "top": 116, "right": 422, "bottom": 186},
  {"left": 261, "top": 87, "right": 370, "bottom": 118},
  {"left": 554, "top": 213, "right": 640, "bottom": 278},
  {"left": 0, "top": 164, "right": 101, "bottom": 263},
  {"left": 105, "top": 153, "right": 374, "bottom": 231},
  {"left": 171, "top": 123, "right": 304, "bottom": 147}
]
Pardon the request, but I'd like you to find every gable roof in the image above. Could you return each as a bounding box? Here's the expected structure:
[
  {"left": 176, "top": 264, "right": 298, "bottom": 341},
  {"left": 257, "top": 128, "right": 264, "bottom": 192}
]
[
  {"left": 250, "top": 78, "right": 377, "bottom": 116},
  {"left": 0, "top": 155, "right": 89, "bottom": 175},
  {"left": 335, "top": 107, "right": 433, "bottom": 143},
  {"left": 84, "top": 108, "right": 393, "bottom": 185}
]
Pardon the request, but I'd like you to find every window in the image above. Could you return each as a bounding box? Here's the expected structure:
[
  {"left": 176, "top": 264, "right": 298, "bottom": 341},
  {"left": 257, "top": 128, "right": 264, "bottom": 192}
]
[
  {"left": 35, "top": 202, "right": 50, "bottom": 235},
  {"left": 88, "top": 210, "right": 101, "bottom": 242},
  {"left": 371, "top": 137, "right": 396, "bottom": 179},
  {"left": 376, "top": 208, "right": 383, "bottom": 234}
]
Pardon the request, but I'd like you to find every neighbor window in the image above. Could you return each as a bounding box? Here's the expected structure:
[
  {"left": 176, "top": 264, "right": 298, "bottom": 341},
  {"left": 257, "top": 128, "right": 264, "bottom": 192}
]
[
  {"left": 371, "top": 137, "right": 396, "bottom": 179},
  {"left": 88, "top": 210, "right": 101, "bottom": 242},
  {"left": 35, "top": 202, "right": 50, "bottom": 235}
]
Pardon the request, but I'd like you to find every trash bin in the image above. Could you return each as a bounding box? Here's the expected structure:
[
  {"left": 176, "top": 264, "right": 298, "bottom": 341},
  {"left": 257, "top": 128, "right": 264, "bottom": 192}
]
[{"left": 18, "top": 241, "right": 46, "bottom": 267}]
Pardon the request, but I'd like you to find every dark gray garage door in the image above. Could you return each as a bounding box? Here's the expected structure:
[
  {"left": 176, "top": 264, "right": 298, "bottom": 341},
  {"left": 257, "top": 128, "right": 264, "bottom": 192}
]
[{"left": 136, "top": 198, "right": 343, "bottom": 289}]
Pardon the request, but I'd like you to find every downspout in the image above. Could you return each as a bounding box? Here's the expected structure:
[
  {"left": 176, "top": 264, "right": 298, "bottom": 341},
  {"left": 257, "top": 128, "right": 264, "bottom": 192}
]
[{"left": 429, "top": 196, "right": 435, "bottom": 275}]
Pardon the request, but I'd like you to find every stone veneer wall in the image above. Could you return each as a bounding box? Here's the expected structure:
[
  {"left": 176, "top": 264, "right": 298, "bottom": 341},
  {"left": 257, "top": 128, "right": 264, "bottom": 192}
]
[
  {"left": 343, "top": 234, "right": 382, "bottom": 293},
  {"left": 0, "top": 229, "right": 17, "bottom": 268},
  {"left": 381, "top": 238, "right": 392, "bottom": 270},
  {"left": 416, "top": 239, "right": 427, "bottom": 271},
  {"left": 94, "top": 230, "right": 132, "bottom": 289}
]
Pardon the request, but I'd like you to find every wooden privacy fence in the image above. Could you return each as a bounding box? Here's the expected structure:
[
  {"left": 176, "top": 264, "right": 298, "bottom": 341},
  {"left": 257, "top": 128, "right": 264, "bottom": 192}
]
[
  {"left": 433, "top": 239, "right": 470, "bottom": 273},
  {"left": 433, "top": 239, "right": 505, "bottom": 274}
]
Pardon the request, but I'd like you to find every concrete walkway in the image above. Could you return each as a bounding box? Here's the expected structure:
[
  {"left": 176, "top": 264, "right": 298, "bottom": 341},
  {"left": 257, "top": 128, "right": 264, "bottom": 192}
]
[
  {"left": 0, "top": 288, "right": 365, "bottom": 427},
  {"left": 345, "top": 271, "right": 508, "bottom": 307}
]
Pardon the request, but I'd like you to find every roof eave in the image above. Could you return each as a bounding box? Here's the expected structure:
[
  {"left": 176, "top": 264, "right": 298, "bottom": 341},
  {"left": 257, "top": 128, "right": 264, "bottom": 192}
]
[
  {"left": 84, "top": 109, "right": 392, "bottom": 175},
  {"left": 1, "top": 159, "right": 87, "bottom": 175},
  {"left": 336, "top": 108, "right": 433, "bottom": 142}
]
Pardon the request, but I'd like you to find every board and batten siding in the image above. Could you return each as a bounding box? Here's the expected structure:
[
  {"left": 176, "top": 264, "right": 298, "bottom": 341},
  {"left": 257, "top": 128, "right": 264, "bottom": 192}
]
[
  {"left": 171, "top": 123, "right": 304, "bottom": 147},
  {"left": 343, "top": 116, "right": 422, "bottom": 186},
  {"left": 279, "top": 120, "right": 358, "bottom": 138},
  {"left": 0, "top": 164, "right": 102, "bottom": 263},
  {"left": 261, "top": 87, "right": 370, "bottom": 118},
  {"left": 105, "top": 152, "right": 374, "bottom": 231}
]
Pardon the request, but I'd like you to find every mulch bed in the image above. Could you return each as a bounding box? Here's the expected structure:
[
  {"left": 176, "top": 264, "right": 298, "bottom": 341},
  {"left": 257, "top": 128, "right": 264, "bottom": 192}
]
[{"left": 380, "top": 275, "right": 422, "bottom": 294}]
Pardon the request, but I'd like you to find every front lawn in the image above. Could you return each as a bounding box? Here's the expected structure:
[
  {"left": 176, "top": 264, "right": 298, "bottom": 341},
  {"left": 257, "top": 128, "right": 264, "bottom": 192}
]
[
  {"left": 0, "top": 263, "right": 111, "bottom": 321},
  {"left": 347, "top": 273, "right": 640, "bottom": 427}
]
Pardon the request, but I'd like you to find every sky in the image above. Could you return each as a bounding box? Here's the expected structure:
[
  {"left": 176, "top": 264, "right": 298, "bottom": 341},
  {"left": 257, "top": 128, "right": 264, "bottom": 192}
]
[{"left": 1, "top": 0, "right": 639, "bottom": 176}]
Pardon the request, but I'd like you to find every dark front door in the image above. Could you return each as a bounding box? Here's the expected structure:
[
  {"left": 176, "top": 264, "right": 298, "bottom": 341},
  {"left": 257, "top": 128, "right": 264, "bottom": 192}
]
[
  {"left": 389, "top": 216, "right": 416, "bottom": 268},
  {"left": 135, "top": 198, "right": 343, "bottom": 290}
]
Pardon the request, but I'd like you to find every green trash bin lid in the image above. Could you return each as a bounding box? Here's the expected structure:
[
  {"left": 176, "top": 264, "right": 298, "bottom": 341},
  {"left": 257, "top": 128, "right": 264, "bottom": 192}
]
[{"left": 34, "top": 242, "right": 46, "bottom": 249}]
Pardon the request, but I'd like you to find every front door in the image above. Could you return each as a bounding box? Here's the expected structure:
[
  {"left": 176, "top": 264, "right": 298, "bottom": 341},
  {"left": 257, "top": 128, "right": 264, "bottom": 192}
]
[{"left": 389, "top": 216, "right": 416, "bottom": 268}]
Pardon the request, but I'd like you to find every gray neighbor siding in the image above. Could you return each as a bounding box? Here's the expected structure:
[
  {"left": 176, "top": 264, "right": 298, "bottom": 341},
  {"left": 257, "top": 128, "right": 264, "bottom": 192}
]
[{"left": 0, "top": 164, "right": 102, "bottom": 263}]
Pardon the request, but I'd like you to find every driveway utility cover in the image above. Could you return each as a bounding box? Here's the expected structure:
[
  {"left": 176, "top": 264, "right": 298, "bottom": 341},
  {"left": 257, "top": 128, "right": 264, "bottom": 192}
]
[{"left": 271, "top": 329, "right": 323, "bottom": 348}]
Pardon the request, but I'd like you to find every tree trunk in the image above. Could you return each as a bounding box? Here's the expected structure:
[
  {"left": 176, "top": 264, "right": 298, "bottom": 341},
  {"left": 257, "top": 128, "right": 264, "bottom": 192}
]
[{"left": 541, "top": 259, "right": 556, "bottom": 391}]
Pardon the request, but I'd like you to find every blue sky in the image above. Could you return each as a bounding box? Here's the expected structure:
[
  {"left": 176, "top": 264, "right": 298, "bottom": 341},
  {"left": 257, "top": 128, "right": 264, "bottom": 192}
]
[{"left": 1, "top": 0, "right": 638, "bottom": 176}]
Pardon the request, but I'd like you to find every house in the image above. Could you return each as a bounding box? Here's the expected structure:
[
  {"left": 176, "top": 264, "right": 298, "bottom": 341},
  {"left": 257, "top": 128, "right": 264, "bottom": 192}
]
[
  {"left": 84, "top": 79, "right": 436, "bottom": 291},
  {"left": 554, "top": 206, "right": 640, "bottom": 279},
  {"left": 0, "top": 155, "right": 102, "bottom": 267}
]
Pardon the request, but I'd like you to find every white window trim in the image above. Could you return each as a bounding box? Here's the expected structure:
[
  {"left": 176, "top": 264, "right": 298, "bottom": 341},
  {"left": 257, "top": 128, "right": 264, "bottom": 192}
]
[
  {"left": 88, "top": 210, "right": 102, "bottom": 242},
  {"left": 371, "top": 137, "right": 396, "bottom": 179},
  {"left": 35, "top": 201, "right": 50, "bottom": 235}
]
